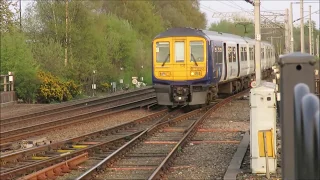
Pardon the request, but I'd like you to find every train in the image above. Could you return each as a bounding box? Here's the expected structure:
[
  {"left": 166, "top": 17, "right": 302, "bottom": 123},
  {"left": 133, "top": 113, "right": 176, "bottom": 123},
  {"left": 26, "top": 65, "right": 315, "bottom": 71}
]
[{"left": 152, "top": 27, "right": 276, "bottom": 107}]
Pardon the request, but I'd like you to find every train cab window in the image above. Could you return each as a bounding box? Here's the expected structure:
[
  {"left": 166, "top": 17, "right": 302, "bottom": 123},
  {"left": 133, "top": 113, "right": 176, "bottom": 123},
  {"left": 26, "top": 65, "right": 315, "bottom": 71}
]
[
  {"left": 156, "top": 42, "right": 170, "bottom": 63},
  {"left": 190, "top": 41, "right": 204, "bottom": 62},
  {"left": 175, "top": 41, "right": 185, "bottom": 62}
]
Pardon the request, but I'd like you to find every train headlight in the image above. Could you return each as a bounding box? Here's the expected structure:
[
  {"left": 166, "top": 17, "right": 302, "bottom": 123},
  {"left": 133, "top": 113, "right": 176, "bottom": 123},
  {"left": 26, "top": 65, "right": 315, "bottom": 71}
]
[
  {"left": 190, "top": 71, "right": 201, "bottom": 76},
  {"left": 159, "top": 71, "right": 171, "bottom": 76}
]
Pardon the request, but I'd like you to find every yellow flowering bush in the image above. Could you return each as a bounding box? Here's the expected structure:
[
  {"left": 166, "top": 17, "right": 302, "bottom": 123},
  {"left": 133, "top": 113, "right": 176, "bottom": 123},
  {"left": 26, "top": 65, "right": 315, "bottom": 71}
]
[
  {"left": 100, "top": 82, "right": 111, "bottom": 92},
  {"left": 37, "top": 71, "right": 80, "bottom": 103}
]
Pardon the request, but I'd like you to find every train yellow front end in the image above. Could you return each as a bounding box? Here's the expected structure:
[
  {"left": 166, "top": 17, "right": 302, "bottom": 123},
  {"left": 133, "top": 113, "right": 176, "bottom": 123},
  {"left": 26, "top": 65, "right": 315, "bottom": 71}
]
[{"left": 152, "top": 29, "right": 211, "bottom": 107}]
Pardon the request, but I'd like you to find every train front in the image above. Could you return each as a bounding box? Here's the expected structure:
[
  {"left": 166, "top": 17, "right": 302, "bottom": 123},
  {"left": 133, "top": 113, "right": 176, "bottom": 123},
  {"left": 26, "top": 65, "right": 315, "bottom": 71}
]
[{"left": 151, "top": 28, "right": 210, "bottom": 107}]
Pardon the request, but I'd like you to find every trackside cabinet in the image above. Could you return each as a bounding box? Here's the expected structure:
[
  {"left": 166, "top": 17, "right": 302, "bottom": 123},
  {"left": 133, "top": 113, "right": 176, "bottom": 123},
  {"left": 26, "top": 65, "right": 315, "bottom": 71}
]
[{"left": 250, "top": 81, "right": 277, "bottom": 174}]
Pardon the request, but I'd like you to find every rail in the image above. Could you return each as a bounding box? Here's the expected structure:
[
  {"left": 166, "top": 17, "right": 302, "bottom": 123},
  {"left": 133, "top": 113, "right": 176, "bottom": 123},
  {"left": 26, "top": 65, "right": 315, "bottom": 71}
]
[
  {"left": 0, "top": 86, "right": 154, "bottom": 124},
  {"left": 76, "top": 89, "right": 250, "bottom": 180},
  {"left": 0, "top": 95, "right": 157, "bottom": 146},
  {"left": 0, "top": 110, "right": 169, "bottom": 180}
]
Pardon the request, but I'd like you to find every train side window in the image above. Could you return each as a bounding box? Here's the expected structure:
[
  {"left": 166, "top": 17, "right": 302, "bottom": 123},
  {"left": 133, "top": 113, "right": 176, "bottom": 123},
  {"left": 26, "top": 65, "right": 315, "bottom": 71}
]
[
  {"left": 242, "top": 47, "right": 246, "bottom": 61},
  {"left": 250, "top": 47, "right": 254, "bottom": 61},
  {"left": 244, "top": 47, "right": 247, "bottom": 61},
  {"left": 175, "top": 41, "right": 185, "bottom": 62},
  {"left": 156, "top": 42, "right": 170, "bottom": 63},
  {"left": 240, "top": 47, "right": 243, "bottom": 61},
  {"left": 233, "top": 47, "right": 236, "bottom": 62},
  {"left": 228, "top": 47, "right": 232, "bottom": 63},
  {"left": 190, "top": 41, "right": 204, "bottom": 62},
  {"left": 216, "top": 46, "right": 222, "bottom": 64}
]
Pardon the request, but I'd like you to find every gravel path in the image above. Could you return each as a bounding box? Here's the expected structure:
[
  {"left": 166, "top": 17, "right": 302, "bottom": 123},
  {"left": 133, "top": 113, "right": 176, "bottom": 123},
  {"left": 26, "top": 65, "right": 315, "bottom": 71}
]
[{"left": 166, "top": 96, "right": 251, "bottom": 180}]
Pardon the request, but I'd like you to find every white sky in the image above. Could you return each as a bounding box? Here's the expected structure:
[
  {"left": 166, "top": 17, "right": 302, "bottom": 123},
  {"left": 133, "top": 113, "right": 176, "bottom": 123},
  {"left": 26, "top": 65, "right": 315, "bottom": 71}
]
[
  {"left": 200, "top": 0, "right": 319, "bottom": 29},
  {"left": 20, "top": 0, "right": 319, "bottom": 29}
]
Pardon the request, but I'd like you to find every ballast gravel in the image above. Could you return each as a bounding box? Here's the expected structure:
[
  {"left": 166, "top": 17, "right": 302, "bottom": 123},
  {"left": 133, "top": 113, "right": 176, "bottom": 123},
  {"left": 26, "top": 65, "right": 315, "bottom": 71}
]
[
  {"left": 0, "top": 104, "right": 53, "bottom": 119},
  {"left": 35, "top": 109, "right": 155, "bottom": 143},
  {"left": 167, "top": 96, "right": 251, "bottom": 180}
]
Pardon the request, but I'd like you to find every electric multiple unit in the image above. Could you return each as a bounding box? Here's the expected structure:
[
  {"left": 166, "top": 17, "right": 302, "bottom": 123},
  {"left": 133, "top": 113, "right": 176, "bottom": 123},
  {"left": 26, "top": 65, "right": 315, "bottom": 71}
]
[{"left": 152, "top": 27, "right": 275, "bottom": 107}]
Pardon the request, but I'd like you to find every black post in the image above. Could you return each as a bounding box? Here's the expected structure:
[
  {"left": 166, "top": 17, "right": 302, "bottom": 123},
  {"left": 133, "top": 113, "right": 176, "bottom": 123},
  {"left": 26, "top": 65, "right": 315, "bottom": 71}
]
[{"left": 279, "top": 52, "right": 315, "bottom": 180}]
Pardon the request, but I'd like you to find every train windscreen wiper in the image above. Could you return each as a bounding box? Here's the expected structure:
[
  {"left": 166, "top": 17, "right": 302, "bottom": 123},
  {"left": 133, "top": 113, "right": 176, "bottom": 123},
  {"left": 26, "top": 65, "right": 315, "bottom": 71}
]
[
  {"left": 191, "top": 53, "right": 199, "bottom": 66},
  {"left": 161, "top": 54, "right": 170, "bottom": 67}
]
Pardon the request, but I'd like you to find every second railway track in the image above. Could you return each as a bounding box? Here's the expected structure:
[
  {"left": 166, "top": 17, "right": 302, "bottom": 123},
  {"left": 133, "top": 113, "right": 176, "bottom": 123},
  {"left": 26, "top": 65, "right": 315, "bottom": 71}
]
[
  {"left": 0, "top": 87, "right": 155, "bottom": 129},
  {"left": 0, "top": 91, "right": 157, "bottom": 151}
]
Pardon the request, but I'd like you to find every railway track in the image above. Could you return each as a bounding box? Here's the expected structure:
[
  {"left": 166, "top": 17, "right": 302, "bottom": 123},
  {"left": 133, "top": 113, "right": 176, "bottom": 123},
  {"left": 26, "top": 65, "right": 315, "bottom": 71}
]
[
  {"left": 0, "top": 92, "right": 157, "bottom": 151},
  {"left": 75, "top": 90, "right": 249, "bottom": 180},
  {"left": 0, "top": 87, "right": 155, "bottom": 129},
  {"left": 0, "top": 109, "right": 186, "bottom": 180}
]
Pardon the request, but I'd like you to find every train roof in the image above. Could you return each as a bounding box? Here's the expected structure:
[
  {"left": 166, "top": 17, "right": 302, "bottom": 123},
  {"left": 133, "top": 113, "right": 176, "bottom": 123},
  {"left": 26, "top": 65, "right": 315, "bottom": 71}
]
[{"left": 154, "top": 27, "right": 273, "bottom": 47}]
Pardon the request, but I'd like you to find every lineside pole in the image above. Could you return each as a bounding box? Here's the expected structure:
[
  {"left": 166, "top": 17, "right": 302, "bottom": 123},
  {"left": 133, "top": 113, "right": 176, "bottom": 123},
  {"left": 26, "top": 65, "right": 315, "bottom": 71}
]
[
  {"left": 317, "top": 35, "right": 319, "bottom": 57},
  {"left": 285, "top": 8, "right": 290, "bottom": 54},
  {"left": 254, "top": 0, "right": 261, "bottom": 86},
  {"left": 300, "top": 0, "right": 305, "bottom": 53},
  {"left": 290, "top": 3, "right": 294, "bottom": 52},
  {"left": 309, "top": 5, "right": 312, "bottom": 55}
]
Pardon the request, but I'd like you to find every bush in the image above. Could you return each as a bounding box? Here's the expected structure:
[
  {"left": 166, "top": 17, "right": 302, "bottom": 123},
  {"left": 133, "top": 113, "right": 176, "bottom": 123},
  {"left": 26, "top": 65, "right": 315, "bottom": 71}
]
[
  {"left": 100, "top": 82, "right": 111, "bottom": 92},
  {"left": 37, "top": 71, "right": 80, "bottom": 103}
]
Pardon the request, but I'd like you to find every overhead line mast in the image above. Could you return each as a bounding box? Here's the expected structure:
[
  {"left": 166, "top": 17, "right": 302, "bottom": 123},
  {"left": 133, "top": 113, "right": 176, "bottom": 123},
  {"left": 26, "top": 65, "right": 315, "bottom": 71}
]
[{"left": 244, "top": 0, "right": 261, "bottom": 86}]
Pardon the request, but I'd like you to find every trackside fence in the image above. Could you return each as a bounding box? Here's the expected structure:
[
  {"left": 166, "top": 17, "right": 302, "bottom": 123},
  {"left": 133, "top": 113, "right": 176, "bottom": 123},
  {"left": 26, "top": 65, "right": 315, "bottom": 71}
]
[{"left": 279, "top": 52, "right": 320, "bottom": 180}]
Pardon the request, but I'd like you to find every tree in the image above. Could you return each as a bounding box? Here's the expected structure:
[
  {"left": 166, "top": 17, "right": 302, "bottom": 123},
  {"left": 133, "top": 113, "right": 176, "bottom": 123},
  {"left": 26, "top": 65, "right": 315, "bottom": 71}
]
[
  {"left": 1, "top": 30, "right": 39, "bottom": 102},
  {"left": 0, "top": 0, "right": 19, "bottom": 33}
]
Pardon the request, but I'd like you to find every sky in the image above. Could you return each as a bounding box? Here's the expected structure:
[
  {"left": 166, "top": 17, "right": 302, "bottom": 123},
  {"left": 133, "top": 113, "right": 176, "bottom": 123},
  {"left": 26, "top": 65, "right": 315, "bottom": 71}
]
[
  {"left": 200, "top": 0, "right": 319, "bottom": 29},
  {"left": 19, "top": 0, "right": 319, "bottom": 29}
]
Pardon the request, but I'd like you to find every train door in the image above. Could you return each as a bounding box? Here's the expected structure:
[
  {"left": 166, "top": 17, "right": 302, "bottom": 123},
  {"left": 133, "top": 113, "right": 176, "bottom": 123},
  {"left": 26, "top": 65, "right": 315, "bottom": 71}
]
[
  {"left": 222, "top": 43, "right": 227, "bottom": 81},
  {"left": 253, "top": 45, "right": 256, "bottom": 72},
  {"left": 246, "top": 44, "right": 251, "bottom": 75},
  {"left": 212, "top": 41, "right": 223, "bottom": 82},
  {"left": 153, "top": 38, "right": 174, "bottom": 81},
  {"left": 249, "top": 46, "right": 255, "bottom": 74},
  {"left": 237, "top": 44, "right": 241, "bottom": 77},
  {"left": 226, "top": 42, "right": 238, "bottom": 80},
  {"left": 261, "top": 46, "right": 265, "bottom": 70},
  {"left": 172, "top": 38, "right": 188, "bottom": 81},
  {"left": 238, "top": 44, "right": 247, "bottom": 77}
]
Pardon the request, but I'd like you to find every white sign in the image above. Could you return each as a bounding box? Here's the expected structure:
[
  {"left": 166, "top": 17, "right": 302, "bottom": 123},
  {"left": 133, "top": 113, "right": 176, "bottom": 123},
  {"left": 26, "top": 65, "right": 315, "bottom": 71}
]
[
  {"left": 92, "top": 84, "right": 96, "bottom": 90},
  {"left": 120, "top": 79, "right": 123, "bottom": 83},
  {"left": 132, "top": 79, "right": 138, "bottom": 85},
  {"left": 9, "top": 76, "right": 13, "bottom": 82},
  {"left": 141, "top": 77, "right": 144, "bottom": 81}
]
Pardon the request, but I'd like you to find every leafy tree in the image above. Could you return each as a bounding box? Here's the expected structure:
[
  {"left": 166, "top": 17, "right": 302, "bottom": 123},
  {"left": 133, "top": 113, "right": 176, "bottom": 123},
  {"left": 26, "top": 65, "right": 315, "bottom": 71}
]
[
  {"left": 152, "top": 0, "right": 206, "bottom": 29},
  {"left": 0, "top": 0, "right": 19, "bottom": 33},
  {"left": 1, "top": 30, "right": 39, "bottom": 102}
]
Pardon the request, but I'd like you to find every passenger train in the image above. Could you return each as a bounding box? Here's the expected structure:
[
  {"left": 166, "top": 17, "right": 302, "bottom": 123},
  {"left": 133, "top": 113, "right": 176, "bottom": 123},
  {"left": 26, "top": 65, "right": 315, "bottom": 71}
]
[{"left": 152, "top": 27, "right": 276, "bottom": 107}]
